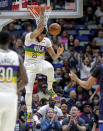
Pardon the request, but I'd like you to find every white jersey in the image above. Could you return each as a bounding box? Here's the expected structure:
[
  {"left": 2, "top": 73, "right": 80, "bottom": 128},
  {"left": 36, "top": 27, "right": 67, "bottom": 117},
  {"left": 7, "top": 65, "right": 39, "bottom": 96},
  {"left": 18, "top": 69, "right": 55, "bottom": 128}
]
[
  {"left": 34, "top": 104, "right": 64, "bottom": 120},
  {"left": 24, "top": 32, "right": 52, "bottom": 63},
  {"left": 0, "top": 49, "right": 19, "bottom": 94}
]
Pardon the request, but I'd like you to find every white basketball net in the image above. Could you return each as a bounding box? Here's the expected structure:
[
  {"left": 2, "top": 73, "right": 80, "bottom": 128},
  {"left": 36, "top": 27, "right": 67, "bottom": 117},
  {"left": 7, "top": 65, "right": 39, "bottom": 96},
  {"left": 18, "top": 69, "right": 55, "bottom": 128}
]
[{"left": 28, "top": 6, "right": 52, "bottom": 30}]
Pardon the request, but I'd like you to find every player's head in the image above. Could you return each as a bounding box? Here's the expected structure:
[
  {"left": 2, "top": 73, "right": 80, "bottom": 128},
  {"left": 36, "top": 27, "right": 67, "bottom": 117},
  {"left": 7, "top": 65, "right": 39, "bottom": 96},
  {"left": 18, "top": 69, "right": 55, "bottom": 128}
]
[
  {"left": 49, "top": 97, "right": 56, "bottom": 108},
  {"left": 0, "top": 31, "right": 10, "bottom": 46},
  {"left": 37, "top": 28, "right": 47, "bottom": 42}
]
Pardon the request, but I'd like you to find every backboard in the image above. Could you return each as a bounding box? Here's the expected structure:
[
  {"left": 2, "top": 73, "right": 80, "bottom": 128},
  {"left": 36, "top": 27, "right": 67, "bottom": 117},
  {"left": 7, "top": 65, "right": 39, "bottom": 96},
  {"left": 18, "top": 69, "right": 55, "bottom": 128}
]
[{"left": 0, "top": 0, "right": 83, "bottom": 19}]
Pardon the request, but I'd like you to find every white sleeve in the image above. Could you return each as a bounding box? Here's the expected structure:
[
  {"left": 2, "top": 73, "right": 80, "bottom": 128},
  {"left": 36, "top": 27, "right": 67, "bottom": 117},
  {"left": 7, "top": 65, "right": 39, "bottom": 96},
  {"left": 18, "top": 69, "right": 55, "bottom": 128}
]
[
  {"left": 25, "top": 32, "right": 32, "bottom": 46},
  {"left": 44, "top": 38, "right": 52, "bottom": 47},
  {"left": 36, "top": 105, "right": 47, "bottom": 118},
  {"left": 57, "top": 108, "right": 63, "bottom": 116}
]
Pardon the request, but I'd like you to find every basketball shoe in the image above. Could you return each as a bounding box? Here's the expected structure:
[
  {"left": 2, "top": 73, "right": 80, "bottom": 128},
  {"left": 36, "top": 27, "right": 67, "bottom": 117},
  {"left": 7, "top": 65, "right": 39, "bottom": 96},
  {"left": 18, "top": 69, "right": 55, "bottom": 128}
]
[
  {"left": 47, "top": 89, "right": 59, "bottom": 101},
  {"left": 26, "top": 112, "right": 33, "bottom": 126}
]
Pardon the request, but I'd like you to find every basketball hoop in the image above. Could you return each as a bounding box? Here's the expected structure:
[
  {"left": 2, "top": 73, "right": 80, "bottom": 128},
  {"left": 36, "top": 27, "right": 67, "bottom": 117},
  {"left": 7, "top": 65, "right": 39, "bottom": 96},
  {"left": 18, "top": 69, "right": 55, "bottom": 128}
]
[
  {"left": 27, "top": 5, "right": 52, "bottom": 30},
  {"left": 27, "top": 6, "right": 52, "bottom": 17}
]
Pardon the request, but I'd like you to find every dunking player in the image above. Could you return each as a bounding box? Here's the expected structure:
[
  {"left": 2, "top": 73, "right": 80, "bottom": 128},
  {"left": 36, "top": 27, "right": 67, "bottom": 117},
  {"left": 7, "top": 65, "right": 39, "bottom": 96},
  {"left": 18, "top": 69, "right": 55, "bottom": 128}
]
[
  {"left": 24, "top": 4, "right": 64, "bottom": 124},
  {"left": 0, "top": 31, "right": 28, "bottom": 131},
  {"left": 69, "top": 65, "right": 103, "bottom": 131}
]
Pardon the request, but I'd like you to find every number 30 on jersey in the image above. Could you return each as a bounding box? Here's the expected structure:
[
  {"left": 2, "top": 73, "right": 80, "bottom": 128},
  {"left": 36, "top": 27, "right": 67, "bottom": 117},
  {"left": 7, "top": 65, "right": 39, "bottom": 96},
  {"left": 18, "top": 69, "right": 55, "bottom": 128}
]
[{"left": 0, "top": 67, "right": 13, "bottom": 82}]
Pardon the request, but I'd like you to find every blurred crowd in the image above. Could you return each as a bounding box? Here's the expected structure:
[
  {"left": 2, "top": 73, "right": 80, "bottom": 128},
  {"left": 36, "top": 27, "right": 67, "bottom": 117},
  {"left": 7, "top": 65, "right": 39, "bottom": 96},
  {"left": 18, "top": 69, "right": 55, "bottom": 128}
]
[{"left": 2, "top": 0, "right": 103, "bottom": 131}]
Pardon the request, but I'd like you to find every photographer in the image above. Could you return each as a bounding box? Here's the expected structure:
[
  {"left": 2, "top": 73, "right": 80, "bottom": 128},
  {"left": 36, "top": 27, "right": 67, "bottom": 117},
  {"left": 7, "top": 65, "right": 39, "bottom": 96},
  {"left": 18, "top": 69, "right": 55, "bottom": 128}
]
[
  {"left": 41, "top": 108, "right": 61, "bottom": 131},
  {"left": 62, "top": 106, "right": 86, "bottom": 131}
]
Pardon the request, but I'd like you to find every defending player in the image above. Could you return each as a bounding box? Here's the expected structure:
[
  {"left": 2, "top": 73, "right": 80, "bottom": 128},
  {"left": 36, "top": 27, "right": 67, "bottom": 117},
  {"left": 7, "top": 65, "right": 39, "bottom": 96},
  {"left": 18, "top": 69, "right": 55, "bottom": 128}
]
[
  {"left": 69, "top": 65, "right": 103, "bottom": 131},
  {"left": 24, "top": 4, "right": 64, "bottom": 124},
  {"left": 0, "top": 31, "right": 28, "bottom": 131}
]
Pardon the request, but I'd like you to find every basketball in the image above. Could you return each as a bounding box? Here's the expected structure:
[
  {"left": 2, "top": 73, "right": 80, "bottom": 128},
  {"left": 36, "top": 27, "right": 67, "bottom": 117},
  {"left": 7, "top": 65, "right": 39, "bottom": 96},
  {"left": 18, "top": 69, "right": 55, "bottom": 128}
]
[{"left": 48, "top": 23, "right": 61, "bottom": 35}]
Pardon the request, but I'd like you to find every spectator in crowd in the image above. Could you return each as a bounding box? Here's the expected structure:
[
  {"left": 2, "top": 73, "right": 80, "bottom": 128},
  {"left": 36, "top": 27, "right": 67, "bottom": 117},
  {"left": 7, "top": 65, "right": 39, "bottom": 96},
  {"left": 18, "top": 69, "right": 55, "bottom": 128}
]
[
  {"left": 54, "top": 67, "right": 63, "bottom": 82},
  {"left": 59, "top": 30, "right": 68, "bottom": 50},
  {"left": 68, "top": 44, "right": 78, "bottom": 67},
  {"left": 22, "top": 24, "right": 32, "bottom": 37},
  {"left": 84, "top": 44, "right": 92, "bottom": 60},
  {"left": 61, "top": 103, "right": 69, "bottom": 118},
  {"left": 94, "top": 30, "right": 103, "bottom": 52},
  {"left": 52, "top": 80, "right": 63, "bottom": 96},
  {"left": 18, "top": 91, "right": 25, "bottom": 111},
  {"left": 76, "top": 85, "right": 89, "bottom": 103},
  {"left": 80, "top": 102, "right": 94, "bottom": 130},
  {"left": 19, "top": 102, "right": 27, "bottom": 124},
  {"left": 37, "top": 84, "right": 50, "bottom": 100},
  {"left": 33, "top": 97, "right": 64, "bottom": 128},
  {"left": 40, "top": 98, "right": 48, "bottom": 106},
  {"left": 67, "top": 89, "right": 77, "bottom": 112},
  {"left": 69, "top": 35, "right": 74, "bottom": 45},
  {"left": 33, "top": 76, "right": 44, "bottom": 94},
  {"left": 62, "top": 43, "right": 77, "bottom": 61},
  {"left": 78, "top": 55, "right": 97, "bottom": 80},
  {"left": 62, "top": 106, "right": 86, "bottom": 131},
  {"left": 92, "top": 106, "right": 99, "bottom": 131},
  {"left": 63, "top": 79, "right": 76, "bottom": 98},
  {"left": 95, "top": 0, "right": 103, "bottom": 24},
  {"left": 41, "top": 108, "right": 61, "bottom": 131},
  {"left": 32, "top": 94, "right": 40, "bottom": 114},
  {"left": 60, "top": 70, "right": 70, "bottom": 89},
  {"left": 15, "top": 38, "right": 25, "bottom": 60},
  {"left": 8, "top": 23, "right": 20, "bottom": 44},
  {"left": 53, "top": 57, "right": 63, "bottom": 70},
  {"left": 89, "top": 92, "right": 99, "bottom": 111},
  {"left": 83, "top": 6, "right": 97, "bottom": 24},
  {"left": 52, "top": 36, "right": 59, "bottom": 51},
  {"left": 74, "top": 39, "right": 83, "bottom": 53}
]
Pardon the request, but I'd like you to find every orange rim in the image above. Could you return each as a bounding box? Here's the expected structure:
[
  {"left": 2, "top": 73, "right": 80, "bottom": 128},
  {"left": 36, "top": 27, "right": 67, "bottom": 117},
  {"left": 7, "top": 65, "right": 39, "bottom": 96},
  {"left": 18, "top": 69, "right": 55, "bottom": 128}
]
[{"left": 27, "top": 6, "right": 53, "bottom": 17}]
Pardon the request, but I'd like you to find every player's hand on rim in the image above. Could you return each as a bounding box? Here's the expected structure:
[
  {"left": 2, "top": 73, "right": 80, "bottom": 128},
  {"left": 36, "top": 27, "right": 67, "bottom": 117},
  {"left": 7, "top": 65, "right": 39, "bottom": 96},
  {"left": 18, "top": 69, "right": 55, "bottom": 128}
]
[{"left": 40, "top": 4, "right": 46, "bottom": 13}]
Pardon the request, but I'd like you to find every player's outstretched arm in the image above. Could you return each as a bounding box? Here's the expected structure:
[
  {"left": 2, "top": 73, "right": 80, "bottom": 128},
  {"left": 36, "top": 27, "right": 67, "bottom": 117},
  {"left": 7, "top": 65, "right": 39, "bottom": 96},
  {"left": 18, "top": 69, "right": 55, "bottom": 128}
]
[
  {"left": 17, "top": 55, "right": 28, "bottom": 92},
  {"left": 69, "top": 71, "right": 96, "bottom": 90},
  {"left": 30, "top": 4, "right": 45, "bottom": 39},
  {"left": 47, "top": 45, "right": 64, "bottom": 60}
]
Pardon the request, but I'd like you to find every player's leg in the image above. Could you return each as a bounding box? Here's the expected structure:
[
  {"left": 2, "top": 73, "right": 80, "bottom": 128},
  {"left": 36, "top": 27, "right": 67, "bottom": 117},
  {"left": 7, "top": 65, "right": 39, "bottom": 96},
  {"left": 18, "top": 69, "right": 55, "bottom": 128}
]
[
  {"left": 0, "top": 94, "right": 17, "bottom": 131},
  {"left": 42, "top": 60, "right": 59, "bottom": 101},
  {"left": 25, "top": 68, "right": 36, "bottom": 125}
]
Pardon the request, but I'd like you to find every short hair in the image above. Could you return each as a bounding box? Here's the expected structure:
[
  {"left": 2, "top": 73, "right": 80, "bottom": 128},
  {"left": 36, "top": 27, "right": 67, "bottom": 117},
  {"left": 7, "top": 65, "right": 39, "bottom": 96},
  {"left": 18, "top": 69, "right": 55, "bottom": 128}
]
[
  {"left": 46, "top": 108, "right": 54, "bottom": 114},
  {"left": 0, "top": 31, "right": 10, "bottom": 45}
]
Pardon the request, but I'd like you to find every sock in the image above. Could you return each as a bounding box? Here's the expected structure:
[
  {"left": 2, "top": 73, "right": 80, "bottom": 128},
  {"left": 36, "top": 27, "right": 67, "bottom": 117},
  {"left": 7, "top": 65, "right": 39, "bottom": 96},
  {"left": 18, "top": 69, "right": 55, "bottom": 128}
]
[
  {"left": 48, "top": 81, "right": 53, "bottom": 90},
  {"left": 25, "top": 93, "right": 32, "bottom": 113}
]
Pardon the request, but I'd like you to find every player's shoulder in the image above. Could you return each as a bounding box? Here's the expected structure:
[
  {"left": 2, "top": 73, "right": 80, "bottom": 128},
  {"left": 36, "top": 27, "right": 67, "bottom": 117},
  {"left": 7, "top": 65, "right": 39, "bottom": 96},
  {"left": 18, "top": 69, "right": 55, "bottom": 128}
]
[
  {"left": 25, "top": 32, "right": 32, "bottom": 39},
  {"left": 38, "top": 104, "right": 49, "bottom": 112},
  {"left": 9, "top": 49, "right": 17, "bottom": 55},
  {"left": 42, "top": 104, "right": 49, "bottom": 109},
  {"left": 55, "top": 105, "right": 62, "bottom": 111},
  {"left": 43, "top": 37, "right": 51, "bottom": 42},
  {"left": 9, "top": 49, "right": 19, "bottom": 59}
]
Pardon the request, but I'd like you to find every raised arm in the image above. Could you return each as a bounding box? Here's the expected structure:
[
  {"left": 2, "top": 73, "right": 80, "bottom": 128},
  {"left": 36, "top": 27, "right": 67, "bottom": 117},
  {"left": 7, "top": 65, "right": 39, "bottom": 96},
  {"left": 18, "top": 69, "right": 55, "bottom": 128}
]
[{"left": 30, "top": 4, "right": 45, "bottom": 39}]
